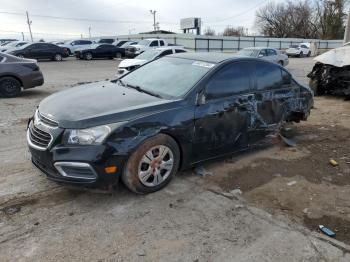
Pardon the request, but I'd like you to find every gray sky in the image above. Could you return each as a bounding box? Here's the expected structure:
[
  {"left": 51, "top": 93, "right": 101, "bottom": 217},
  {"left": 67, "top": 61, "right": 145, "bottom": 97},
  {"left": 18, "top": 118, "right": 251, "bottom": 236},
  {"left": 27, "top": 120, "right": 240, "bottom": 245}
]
[{"left": 0, "top": 0, "right": 282, "bottom": 41}]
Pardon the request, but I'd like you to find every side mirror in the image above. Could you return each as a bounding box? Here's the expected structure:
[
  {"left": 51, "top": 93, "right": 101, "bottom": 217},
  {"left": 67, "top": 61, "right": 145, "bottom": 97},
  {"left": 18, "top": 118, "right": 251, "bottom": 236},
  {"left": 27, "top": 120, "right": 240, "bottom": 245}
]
[
  {"left": 71, "top": 43, "right": 74, "bottom": 46},
  {"left": 196, "top": 91, "right": 206, "bottom": 106}
]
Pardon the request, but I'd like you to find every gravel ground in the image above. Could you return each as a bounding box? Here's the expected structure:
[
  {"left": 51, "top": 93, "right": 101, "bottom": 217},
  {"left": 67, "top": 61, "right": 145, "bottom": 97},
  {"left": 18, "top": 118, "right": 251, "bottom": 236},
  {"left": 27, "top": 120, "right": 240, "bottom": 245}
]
[{"left": 0, "top": 56, "right": 350, "bottom": 261}]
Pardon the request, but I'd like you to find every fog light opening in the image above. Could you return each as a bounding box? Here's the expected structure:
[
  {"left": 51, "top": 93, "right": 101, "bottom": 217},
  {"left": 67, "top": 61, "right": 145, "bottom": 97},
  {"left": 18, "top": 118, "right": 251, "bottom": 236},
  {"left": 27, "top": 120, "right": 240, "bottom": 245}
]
[{"left": 105, "top": 166, "right": 117, "bottom": 174}]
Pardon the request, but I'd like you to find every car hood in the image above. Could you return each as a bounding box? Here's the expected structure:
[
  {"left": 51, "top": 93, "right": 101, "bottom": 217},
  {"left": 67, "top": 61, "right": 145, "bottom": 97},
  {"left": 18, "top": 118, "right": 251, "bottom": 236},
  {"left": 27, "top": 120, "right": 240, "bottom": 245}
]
[
  {"left": 38, "top": 81, "right": 177, "bottom": 129},
  {"left": 314, "top": 46, "right": 350, "bottom": 67},
  {"left": 131, "top": 44, "right": 147, "bottom": 49},
  {"left": 119, "top": 59, "right": 148, "bottom": 68}
]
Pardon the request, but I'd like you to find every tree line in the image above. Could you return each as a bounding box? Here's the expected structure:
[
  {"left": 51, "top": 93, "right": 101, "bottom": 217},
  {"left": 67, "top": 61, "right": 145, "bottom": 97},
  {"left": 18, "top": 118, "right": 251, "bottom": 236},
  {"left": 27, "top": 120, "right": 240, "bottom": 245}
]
[{"left": 203, "top": 0, "right": 349, "bottom": 39}]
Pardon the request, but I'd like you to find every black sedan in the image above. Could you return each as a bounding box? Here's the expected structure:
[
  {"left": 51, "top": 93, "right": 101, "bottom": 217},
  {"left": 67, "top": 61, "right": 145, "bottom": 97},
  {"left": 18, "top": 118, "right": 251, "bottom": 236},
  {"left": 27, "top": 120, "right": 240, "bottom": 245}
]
[
  {"left": 0, "top": 53, "right": 44, "bottom": 97},
  {"left": 9, "top": 42, "right": 69, "bottom": 61},
  {"left": 27, "top": 53, "right": 313, "bottom": 193},
  {"left": 75, "top": 44, "right": 119, "bottom": 60}
]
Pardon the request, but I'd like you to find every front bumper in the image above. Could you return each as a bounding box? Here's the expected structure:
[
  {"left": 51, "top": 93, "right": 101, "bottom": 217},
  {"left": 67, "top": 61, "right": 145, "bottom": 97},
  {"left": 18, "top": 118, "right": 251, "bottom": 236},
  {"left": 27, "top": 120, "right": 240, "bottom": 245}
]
[{"left": 27, "top": 121, "right": 127, "bottom": 188}]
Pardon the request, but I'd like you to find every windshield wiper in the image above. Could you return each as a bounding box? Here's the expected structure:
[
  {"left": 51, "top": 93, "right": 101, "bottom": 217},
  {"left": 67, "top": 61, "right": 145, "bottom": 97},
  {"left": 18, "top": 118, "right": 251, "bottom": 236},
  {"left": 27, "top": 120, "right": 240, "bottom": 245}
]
[
  {"left": 116, "top": 78, "right": 126, "bottom": 87},
  {"left": 125, "top": 83, "right": 162, "bottom": 98}
]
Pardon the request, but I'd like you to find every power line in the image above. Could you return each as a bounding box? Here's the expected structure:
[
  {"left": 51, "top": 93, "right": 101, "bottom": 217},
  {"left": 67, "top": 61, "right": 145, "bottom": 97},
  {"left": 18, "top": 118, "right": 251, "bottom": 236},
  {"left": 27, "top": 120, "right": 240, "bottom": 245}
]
[{"left": 205, "top": 0, "right": 269, "bottom": 23}]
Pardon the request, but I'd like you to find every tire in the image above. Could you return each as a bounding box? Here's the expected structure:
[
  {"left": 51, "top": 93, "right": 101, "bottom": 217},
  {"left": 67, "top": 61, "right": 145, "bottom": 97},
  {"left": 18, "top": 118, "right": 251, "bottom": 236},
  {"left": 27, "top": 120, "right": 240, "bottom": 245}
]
[
  {"left": 299, "top": 51, "right": 304, "bottom": 58},
  {"left": 53, "top": 53, "right": 62, "bottom": 61},
  {"left": 66, "top": 49, "right": 72, "bottom": 56},
  {"left": 116, "top": 52, "right": 122, "bottom": 59},
  {"left": 84, "top": 52, "right": 93, "bottom": 60},
  {"left": 278, "top": 60, "right": 284, "bottom": 66},
  {"left": 307, "top": 51, "right": 311, "bottom": 57},
  {"left": 122, "top": 134, "right": 180, "bottom": 194},
  {"left": 0, "top": 77, "right": 22, "bottom": 98}
]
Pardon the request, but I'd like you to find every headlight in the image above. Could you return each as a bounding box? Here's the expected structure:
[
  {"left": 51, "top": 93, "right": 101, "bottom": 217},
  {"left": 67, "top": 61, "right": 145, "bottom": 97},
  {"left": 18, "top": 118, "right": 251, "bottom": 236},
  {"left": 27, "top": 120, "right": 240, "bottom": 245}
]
[
  {"left": 136, "top": 48, "right": 140, "bottom": 51},
  {"left": 64, "top": 123, "right": 124, "bottom": 145}
]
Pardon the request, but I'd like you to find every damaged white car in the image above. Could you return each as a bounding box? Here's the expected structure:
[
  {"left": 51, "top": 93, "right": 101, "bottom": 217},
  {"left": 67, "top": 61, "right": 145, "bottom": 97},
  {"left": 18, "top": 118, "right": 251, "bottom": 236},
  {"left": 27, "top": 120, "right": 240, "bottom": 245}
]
[{"left": 308, "top": 46, "right": 350, "bottom": 96}]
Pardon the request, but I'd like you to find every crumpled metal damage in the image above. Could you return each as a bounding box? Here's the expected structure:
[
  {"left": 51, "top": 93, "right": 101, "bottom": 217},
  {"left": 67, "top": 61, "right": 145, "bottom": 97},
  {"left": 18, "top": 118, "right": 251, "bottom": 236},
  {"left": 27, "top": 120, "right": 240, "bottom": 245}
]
[{"left": 308, "top": 46, "right": 350, "bottom": 96}]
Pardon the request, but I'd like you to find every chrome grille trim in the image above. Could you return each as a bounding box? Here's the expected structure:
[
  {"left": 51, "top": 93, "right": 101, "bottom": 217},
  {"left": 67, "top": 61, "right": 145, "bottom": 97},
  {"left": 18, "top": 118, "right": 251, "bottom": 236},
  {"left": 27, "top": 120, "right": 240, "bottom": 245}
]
[
  {"left": 27, "top": 124, "right": 53, "bottom": 151},
  {"left": 37, "top": 111, "right": 59, "bottom": 128},
  {"left": 54, "top": 162, "right": 98, "bottom": 181}
]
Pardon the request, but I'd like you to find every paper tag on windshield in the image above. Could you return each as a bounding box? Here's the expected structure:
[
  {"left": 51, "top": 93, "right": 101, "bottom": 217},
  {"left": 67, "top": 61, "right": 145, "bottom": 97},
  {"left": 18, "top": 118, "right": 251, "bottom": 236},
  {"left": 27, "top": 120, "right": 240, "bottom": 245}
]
[{"left": 192, "top": 61, "right": 215, "bottom": 68}]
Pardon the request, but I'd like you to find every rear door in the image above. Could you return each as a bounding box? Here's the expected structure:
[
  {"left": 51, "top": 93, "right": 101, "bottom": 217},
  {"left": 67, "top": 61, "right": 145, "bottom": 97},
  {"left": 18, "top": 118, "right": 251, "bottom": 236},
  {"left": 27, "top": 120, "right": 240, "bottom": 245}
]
[
  {"left": 193, "top": 61, "right": 254, "bottom": 161},
  {"left": 248, "top": 61, "right": 294, "bottom": 143}
]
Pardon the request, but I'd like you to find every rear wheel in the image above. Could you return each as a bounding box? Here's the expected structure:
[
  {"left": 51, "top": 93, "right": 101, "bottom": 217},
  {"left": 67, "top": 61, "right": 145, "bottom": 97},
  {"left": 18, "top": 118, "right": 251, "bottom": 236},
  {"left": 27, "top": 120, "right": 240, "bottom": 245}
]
[
  {"left": 122, "top": 134, "right": 180, "bottom": 194},
  {"left": 307, "top": 51, "right": 311, "bottom": 57},
  {"left": 0, "top": 77, "right": 22, "bottom": 98},
  {"left": 116, "top": 52, "right": 122, "bottom": 59},
  {"left": 84, "top": 52, "right": 93, "bottom": 60},
  {"left": 299, "top": 51, "right": 304, "bottom": 58}
]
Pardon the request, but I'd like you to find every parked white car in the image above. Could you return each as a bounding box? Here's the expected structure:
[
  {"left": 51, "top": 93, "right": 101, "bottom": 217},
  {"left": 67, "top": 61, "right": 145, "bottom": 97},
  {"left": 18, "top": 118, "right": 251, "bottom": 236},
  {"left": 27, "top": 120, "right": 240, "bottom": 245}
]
[
  {"left": 59, "top": 40, "right": 94, "bottom": 55},
  {"left": 118, "top": 47, "right": 187, "bottom": 76},
  {"left": 1, "top": 41, "right": 28, "bottom": 53},
  {"left": 237, "top": 47, "right": 289, "bottom": 66},
  {"left": 286, "top": 43, "right": 311, "bottom": 57}
]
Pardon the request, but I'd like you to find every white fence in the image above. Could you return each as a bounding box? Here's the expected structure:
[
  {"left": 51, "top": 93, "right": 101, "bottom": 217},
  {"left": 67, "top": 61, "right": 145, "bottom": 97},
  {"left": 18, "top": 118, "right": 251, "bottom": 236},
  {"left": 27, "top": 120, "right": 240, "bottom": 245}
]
[{"left": 114, "top": 33, "right": 343, "bottom": 52}]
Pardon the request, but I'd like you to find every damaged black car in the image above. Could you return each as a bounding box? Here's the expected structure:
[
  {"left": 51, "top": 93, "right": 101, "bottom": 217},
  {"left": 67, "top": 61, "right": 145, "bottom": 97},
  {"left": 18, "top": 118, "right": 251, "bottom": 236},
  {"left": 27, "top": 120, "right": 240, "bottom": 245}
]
[
  {"left": 308, "top": 46, "right": 350, "bottom": 96},
  {"left": 27, "top": 53, "right": 313, "bottom": 194}
]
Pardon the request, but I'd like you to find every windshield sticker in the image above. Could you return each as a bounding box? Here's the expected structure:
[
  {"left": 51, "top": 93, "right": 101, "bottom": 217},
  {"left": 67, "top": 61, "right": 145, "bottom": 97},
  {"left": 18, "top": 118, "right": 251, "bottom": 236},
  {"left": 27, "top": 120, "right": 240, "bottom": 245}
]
[{"left": 192, "top": 61, "right": 215, "bottom": 68}]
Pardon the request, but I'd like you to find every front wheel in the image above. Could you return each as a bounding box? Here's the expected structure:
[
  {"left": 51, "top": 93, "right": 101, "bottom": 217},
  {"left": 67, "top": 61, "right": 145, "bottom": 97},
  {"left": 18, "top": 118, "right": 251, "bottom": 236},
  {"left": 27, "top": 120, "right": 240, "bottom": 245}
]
[
  {"left": 122, "top": 134, "right": 180, "bottom": 194},
  {"left": 0, "top": 77, "right": 22, "bottom": 98},
  {"left": 54, "top": 53, "right": 63, "bottom": 61},
  {"left": 299, "top": 51, "right": 304, "bottom": 58},
  {"left": 116, "top": 52, "right": 122, "bottom": 59}
]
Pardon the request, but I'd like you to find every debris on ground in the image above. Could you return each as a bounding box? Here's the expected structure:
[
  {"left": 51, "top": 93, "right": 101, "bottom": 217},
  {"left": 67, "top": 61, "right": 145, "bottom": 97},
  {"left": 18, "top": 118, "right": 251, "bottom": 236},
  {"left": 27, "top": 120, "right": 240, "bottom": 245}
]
[
  {"left": 280, "top": 134, "right": 297, "bottom": 147},
  {"left": 329, "top": 159, "right": 338, "bottom": 167},
  {"left": 287, "top": 181, "right": 297, "bottom": 186},
  {"left": 193, "top": 165, "right": 212, "bottom": 177},
  {"left": 230, "top": 189, "right": 242, "bottom": 195},
  {"left": 319, "top": 225, "right": 336, "bottom": 237},
  {"left": 1, "top": 205, "right": 21, "bottom": 215}
]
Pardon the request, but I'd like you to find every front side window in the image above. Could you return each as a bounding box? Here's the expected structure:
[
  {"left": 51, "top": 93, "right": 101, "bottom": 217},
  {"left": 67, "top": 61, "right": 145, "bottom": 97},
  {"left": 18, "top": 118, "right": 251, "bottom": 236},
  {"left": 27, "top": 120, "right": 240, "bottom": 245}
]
[
  {"left": 205, "top": 62, "right": 252, "bottom": 100},
  {"left": 121, "top": 57, "right": 212, "bottom": 98},
  {"left": 150, "top": 41, "right": 158, "bottom": 47},
  {"left": 255, "top": 62, "right": 283, "bottom": 91},
  {"left": 160, "top": 40, "right": 165, "bottom": 46},
  {"left": 259, "top": 49, "right": 267, "bottom": 57}
]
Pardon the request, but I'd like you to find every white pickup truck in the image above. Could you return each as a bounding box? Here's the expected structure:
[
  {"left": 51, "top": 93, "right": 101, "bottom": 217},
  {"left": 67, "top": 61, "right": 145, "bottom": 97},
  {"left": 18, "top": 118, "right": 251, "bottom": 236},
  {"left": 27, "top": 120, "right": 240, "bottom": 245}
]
[{"left": 125, "top": 38, "right": 183, "bottom": 58}]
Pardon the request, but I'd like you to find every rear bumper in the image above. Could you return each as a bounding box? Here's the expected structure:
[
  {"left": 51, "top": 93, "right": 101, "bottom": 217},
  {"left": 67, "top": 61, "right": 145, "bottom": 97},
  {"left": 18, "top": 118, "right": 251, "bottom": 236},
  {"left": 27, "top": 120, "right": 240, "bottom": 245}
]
[{"left": 22, "top": 71, "right": 44, "bottom": 89}]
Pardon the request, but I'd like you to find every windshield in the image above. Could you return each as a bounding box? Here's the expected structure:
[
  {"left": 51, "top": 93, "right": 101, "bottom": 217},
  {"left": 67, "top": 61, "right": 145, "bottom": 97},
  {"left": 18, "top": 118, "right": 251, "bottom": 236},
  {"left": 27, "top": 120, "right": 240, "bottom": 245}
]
[
  {"left": 17, "top": 43, "right": 32, "bottom": 50},
  {"left": 237, "top": 49, "right": 259, "bottom": 57},
  {"left": 120, "top": 57, "right": 213, "bottom": 98},
  {"left": 136, "top": 50, "right": 161, "bottom": 61},
  {"left": 137, "top": 40, "right": 150, "bottom": 46}
]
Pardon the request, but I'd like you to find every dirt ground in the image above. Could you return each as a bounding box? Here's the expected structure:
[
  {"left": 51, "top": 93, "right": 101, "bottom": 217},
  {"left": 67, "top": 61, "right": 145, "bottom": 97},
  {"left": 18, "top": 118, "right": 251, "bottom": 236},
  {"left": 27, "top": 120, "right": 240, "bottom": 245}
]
[{"left": 1, "top": 57, "right": 350, "bottom": 261}]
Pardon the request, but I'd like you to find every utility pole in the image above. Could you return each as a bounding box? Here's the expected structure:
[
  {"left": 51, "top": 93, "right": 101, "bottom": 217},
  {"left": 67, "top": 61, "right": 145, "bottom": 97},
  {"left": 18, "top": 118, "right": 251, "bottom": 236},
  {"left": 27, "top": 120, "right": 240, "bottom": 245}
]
[
  {"left": 344, "top": 9, "right": 350, "bottom": 44},
  {"left": 26, "top": 11, "right": 33, "bottom": 42},
  {"left": 21, "top": 32, "right": 24, "bottom": 41},
  {"left": 88, "top": 26, "right": 91, "bottom": 38},
  {"left": 149, "top": 10, "right": 157, "bottom": 31}
]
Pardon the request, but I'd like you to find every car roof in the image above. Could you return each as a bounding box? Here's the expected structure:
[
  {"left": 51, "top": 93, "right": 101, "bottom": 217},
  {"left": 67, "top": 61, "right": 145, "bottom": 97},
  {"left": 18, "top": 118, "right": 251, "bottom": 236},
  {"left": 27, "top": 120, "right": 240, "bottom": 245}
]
[{"left": 169, "top": 52, "right": 238, "bottom": 63}]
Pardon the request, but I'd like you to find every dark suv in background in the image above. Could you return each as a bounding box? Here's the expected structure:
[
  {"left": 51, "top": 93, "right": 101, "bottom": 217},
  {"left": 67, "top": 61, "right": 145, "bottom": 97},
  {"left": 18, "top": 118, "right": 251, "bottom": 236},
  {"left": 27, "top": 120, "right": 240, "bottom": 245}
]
[{"left": 9, "top": 43, "right": 69, "bottom": 61}]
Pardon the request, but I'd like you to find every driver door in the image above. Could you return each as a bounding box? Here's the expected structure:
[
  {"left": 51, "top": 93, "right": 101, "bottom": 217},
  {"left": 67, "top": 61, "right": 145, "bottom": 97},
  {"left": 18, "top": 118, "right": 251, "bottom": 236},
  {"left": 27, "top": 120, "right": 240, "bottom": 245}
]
[{"left": 193, "top": 61, "right": 254, "bottom": 161}]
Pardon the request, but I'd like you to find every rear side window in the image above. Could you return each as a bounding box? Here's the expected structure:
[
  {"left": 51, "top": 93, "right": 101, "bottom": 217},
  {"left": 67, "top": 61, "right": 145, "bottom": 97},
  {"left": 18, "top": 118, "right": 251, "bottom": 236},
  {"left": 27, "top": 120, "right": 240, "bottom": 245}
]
[
  {"left": 175, "top": 49, "right": 186, "bottom": 53},
  {"left": 267, "top": 49, "right": 277, "bottom": 56},
  {"left": 255, "top": 62, "right": 283, "bottom": 91},
  {"left": 82, "top": 40, "right": 92, "bottom": 45},
  {"left": 160, "top": 50, "right": 172, "bottom": 56},
  {"left": 150, "top": 41, "right": 158, "bottom": 47},
  {"left": 206, "top": 62, "right": 252, "bottom": 99}
]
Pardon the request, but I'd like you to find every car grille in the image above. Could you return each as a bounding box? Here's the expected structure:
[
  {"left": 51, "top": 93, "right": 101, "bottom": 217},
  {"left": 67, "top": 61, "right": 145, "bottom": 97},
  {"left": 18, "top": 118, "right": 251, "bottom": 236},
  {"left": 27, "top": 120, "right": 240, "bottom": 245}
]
[
  {"left": 38, "top": 112, "right": 59, "bottom": 127},
  {"left": 28, "top": 124, "right": 52, "bottom": 149}
]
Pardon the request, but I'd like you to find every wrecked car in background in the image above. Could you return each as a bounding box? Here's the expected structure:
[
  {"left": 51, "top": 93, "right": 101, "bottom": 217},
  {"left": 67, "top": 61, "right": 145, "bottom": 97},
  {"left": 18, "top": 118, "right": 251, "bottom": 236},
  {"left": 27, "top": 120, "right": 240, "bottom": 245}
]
[
  {"left": 308, "top": 46, "right": 350, "bottom": 96},
  {"left": 27, "top": 53, "right": 313, "bottom": 194}
]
